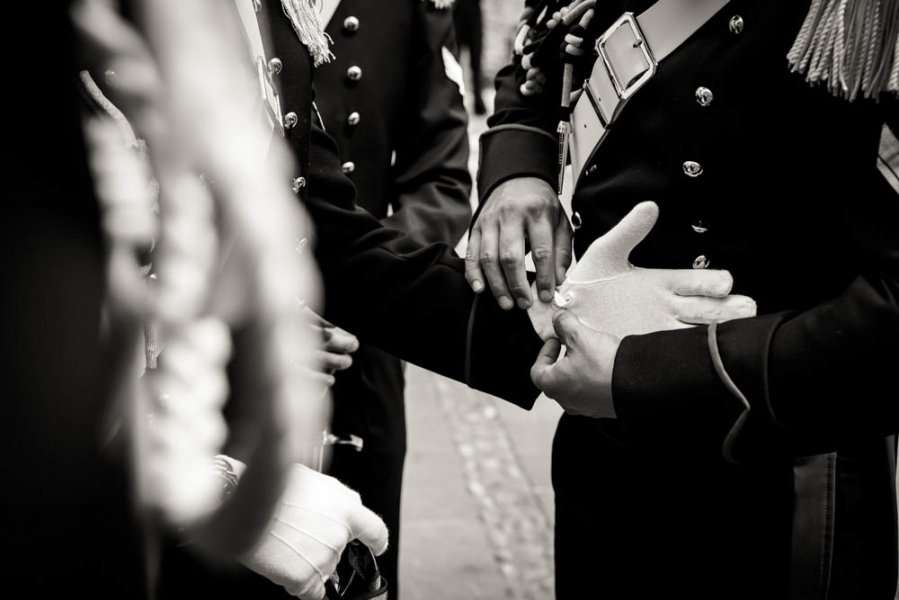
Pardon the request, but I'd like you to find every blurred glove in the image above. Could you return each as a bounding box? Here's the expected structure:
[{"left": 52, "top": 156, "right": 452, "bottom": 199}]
[
  {"left": 528, "top": 202, "right": 756, "bottom": 340},
  {"left": 240, "top": 464, "right": 389, "bottom": 600}
]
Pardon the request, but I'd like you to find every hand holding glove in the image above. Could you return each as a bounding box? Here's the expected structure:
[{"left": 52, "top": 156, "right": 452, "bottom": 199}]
[{"left": 240, "top": 464, "right": 389, "bottom": 600}]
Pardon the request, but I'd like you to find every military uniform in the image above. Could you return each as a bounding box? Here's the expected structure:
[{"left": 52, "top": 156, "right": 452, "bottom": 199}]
[
  {"left": 314, "top": 3, "right": 472, "bottom": 596},
  {"left": 478, "top": 1, "right": 899, "bottom": 598},
  {"left": 157, "top": 1, "right": 540, "bottom": 597}
]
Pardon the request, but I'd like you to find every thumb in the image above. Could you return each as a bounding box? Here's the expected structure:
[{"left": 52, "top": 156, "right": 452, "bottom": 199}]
[
  {"left": 347, "top": 504, "right": 390, "bottom": 556},
  {"left": 551, "top": 309, "right": 583, "bottom": 347},
  {"left": 571, "top": 202, "right": 658, "bottom": 280}
]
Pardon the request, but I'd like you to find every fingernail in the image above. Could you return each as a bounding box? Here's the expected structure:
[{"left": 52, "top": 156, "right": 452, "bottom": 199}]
[
  {"left": 472, "top": 280, "right": 484, "bottom": 293},
  {"left": 498, "top": 296, "right": 514, "bottom": 310},
  {"left": 538, "top": 289, "right": 553, "bottom": 303},
  {"left": 517, "top": 297, "right": 532, "bottom": 309}
]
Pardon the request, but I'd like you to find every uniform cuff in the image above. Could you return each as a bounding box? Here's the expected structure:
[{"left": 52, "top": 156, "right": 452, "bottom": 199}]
[
  {"left": 611, "top": 325, "right": 745, "bottom": 457},
  {"left": 465, "top": 293, "right": 543, "bottom": 410},
  {"left": 477, "top": 125, "right": 558, "bottom": 204}
]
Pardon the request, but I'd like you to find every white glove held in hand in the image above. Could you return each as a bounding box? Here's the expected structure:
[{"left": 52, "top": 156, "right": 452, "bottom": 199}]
[
  {"left": 528, "top": 202, "right": 756, "bottom": 340},
  {"left": 240, "top": 464, "right": 389, "bottom": 600}
]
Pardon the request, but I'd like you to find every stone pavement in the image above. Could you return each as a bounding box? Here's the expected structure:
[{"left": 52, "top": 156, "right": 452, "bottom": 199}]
[{"left": 398, "top": 2, "right": 566, "bottom": 597}]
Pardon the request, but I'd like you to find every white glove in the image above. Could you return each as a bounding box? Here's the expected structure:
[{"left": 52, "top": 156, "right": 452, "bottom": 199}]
[
  {"left": 240, "top": 463, "right": 389, "bottom": 600},
  {"left": 528, "top": 202, "right": 756, "bottom": 340}
]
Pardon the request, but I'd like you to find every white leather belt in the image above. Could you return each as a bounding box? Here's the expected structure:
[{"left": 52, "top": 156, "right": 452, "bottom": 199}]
[{"left": 569, "top": 0, "right": 731, "bottom": 185}]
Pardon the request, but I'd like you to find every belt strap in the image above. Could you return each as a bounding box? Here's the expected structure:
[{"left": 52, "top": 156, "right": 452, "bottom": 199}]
[{"left": 569, "top": 0, "right": 731, "bottom": 184}]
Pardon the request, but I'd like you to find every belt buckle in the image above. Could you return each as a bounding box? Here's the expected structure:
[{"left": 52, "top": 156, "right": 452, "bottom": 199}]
[{"left": 596, "top": 12, "right": 656, "bottom": 102}]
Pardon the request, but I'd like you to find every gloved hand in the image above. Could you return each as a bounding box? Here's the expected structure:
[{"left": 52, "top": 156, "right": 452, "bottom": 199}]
[
  {"left": 240, "top": 463, "right": 389, "bottom": 600},
  {"left": 527, "top": 202, "right": 756, "bottom": 340}
]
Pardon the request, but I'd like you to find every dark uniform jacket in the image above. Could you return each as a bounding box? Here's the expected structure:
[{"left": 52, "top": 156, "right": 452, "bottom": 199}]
[
  {"left": 478, "top": 0, "right": 899, "bottom": 598},
  {"left": 315, "top": 4, "right": 472, "bottom": 596},
  {"left": 159, "top": 3, "right": 540, "bottom": 597}
]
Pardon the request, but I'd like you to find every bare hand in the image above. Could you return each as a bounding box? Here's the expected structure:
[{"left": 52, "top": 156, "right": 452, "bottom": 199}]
[
  {"left": 531, "top": 310, "right": 620, "bottom": 418},
  {"left": 465, "top": 177, "right": 572, "bottom": 310}
]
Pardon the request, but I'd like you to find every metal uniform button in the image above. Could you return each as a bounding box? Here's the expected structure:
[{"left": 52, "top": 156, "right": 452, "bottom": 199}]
[
  {"left": 347, "top": 111, "right": 361, "bottom": 126},
  {"left": 268, "top": 57, "right": 283, "bottom": 75},
  {"left": 342, "top": 161, "right": 356, "bottom": 174},
  {"left": 253, "top": 0, "right": 261, "bottom": 13},
  {"left": 693, "top": 255, "right": 710, "bottom": 269},
  {"left": 729, "top": 15, "right": 744, "bottom": 35},
  {"left": 683, "top": 160, "right": 703, "bottom": 177},
  {"left": 346, "top": 66, "right": 363, "bottom": 82},
  {"left": 571, "top": 211, "right": 582, "bottom": 230},
  {"left": 691, "top": 220, "right": 709, "bottom": 234},
  {"left": 283, "top": 111, "right": 298, "bottom": 129},
  {"left": 343, "top": 16, "right": 360, "bottom": 33},
  {"left": 695, "top": 86, "right": 714, "bottom": 106},
  {"left": 291, "top": 177, "right": 306, "bottom": 194}
]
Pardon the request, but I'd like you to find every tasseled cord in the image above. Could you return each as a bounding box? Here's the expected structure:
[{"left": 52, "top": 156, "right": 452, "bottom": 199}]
[
  {"left": 557, "top": 1, "right": 596, "bottom": 194},
  {"left": 281, "top": 0, "right": 334, "bottom": 67},
  {"left": 787, "top": 0, "right": 899, "bottom": 100}
]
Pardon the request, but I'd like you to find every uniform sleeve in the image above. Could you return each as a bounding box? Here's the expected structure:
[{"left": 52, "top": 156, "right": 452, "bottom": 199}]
[
  {"left": 612, "top": 104, "right": 899, "bottom": 462},
  {"left": 304, "top": 120, "right": 542, "bottom": 408},
  {"left": 380, "top": 1, "right": 472, "bottom": 247},
  {"left": 475, "top": 4, "right": 566, "bottom": 206}
]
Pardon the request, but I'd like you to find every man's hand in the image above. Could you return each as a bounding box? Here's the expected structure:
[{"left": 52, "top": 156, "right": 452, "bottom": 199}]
[
  {"left": 303, "top": 308, "right": 358, "bottom": 378},
  {"left": 531, "top": 311, "right": 619, "bottom": 418},
  {"left": 465, "top": 177, "right": 572, "bottom": 310},
  {"left": 240, "top": 464, "right": 389, "bottom": 600},
  {"left": 529, "top": 202, "right": 758, "bottom": 419},
  {"left": 527, "top": 202, "right": 757, "bottom": 341}
]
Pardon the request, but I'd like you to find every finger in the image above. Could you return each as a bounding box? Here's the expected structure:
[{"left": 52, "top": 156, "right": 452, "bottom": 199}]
[
  {"left": 553, "top": 216, "right": 573, "bottom": 285},
  {"left": 530, "top": 338, "right": 562, "bottom": 389},
  {"left": 347, "top": 505, "right": 390, "bottom": 556},
  {"left": 551, "top": 309, "right": 582, "bottom": 347},
  {"left": 318, "top": 350, "right": 353, "bottom": 372},
  {"left": 594, "top": 201, "right": 659, "bottom": 266},
  {"left": 479, "top": 224, "right": 514, "bottom": 310},
  {"left": 670, "top": 269, "right": 734, "bottom": 298},
  {"left": 499, "top": 219, "right": 532, "bottom": 308},
  {"left": 322, "top": 327, "right": 359, "bottom": 354},
  {"left": 527, "top": 217, "right": 557, "bottom": 304},
  {"left": 287, "top": 572, "right": 326, "bottom": 600},
  {"left": 675, "top": 294, "right": 758, "bottom": 325},
  {"left": 464, "top": 227, "right": 485, "bottom": 294}
]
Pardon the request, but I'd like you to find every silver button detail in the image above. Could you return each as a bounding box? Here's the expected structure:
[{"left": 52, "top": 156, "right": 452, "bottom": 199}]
[
  {"left": 695, "top": 86, "right": 714, "bottom": 107},
  {"left": 252, "top": 0, "right": 261, "bottom": 13},
  {"left": 729, "top": 15, "right": 744, "bottom": 35},
  {"left": 347, "top": 111, "right": 361, "bottom": 126},
  {"left": 341, "top": 161, "right": 356, "bottom": 174},
  {"left": 693, "top": 255, "right": 710, "bottom": 269},
  {"left": 291, "top": 177, "right": 306, "bottom": 194},
  {"left": 691, "top": 220, "right": 709, "bottom": 234},
  {"left": 343, "top": 16, "right": 360, "bottom": 32},
  {"left": 571, "top": 211, "right": 582, "bottom": 230},
  {"left": 346, "top": 66, "right": 363, "bottom": 82},
  {"left": 283, "top": 111, "right": 298, "bottom": 129},
  {"left": 268, "top": 57, "right": 283, "bottom": 75},
  {"left": 682, "top": 161, "right": 703, "bottom": 177}
]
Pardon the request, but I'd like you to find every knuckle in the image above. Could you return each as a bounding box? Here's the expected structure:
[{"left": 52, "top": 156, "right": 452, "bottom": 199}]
[
  {"left": 500, "top": 251, "right": 520, "bottom": 267},
  {"left": 531, "top": 245, "right": 552, "bottom": 262},
  {"left": 478, "top": 252, "right": 494, "bottom": 265}
]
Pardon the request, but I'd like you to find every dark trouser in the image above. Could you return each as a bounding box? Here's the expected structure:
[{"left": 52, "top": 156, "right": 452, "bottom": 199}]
[
  {"left": 552, "top": 413, "right": 793, "bottom": 600},
  {"left": 328, "top": 344, "right": 407, "bottom": 600}
]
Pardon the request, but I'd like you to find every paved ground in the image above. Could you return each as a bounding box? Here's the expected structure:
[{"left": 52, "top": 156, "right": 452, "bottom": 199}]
[{"left": 398, "top": 2, "right": 566, "bottom": 597}]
